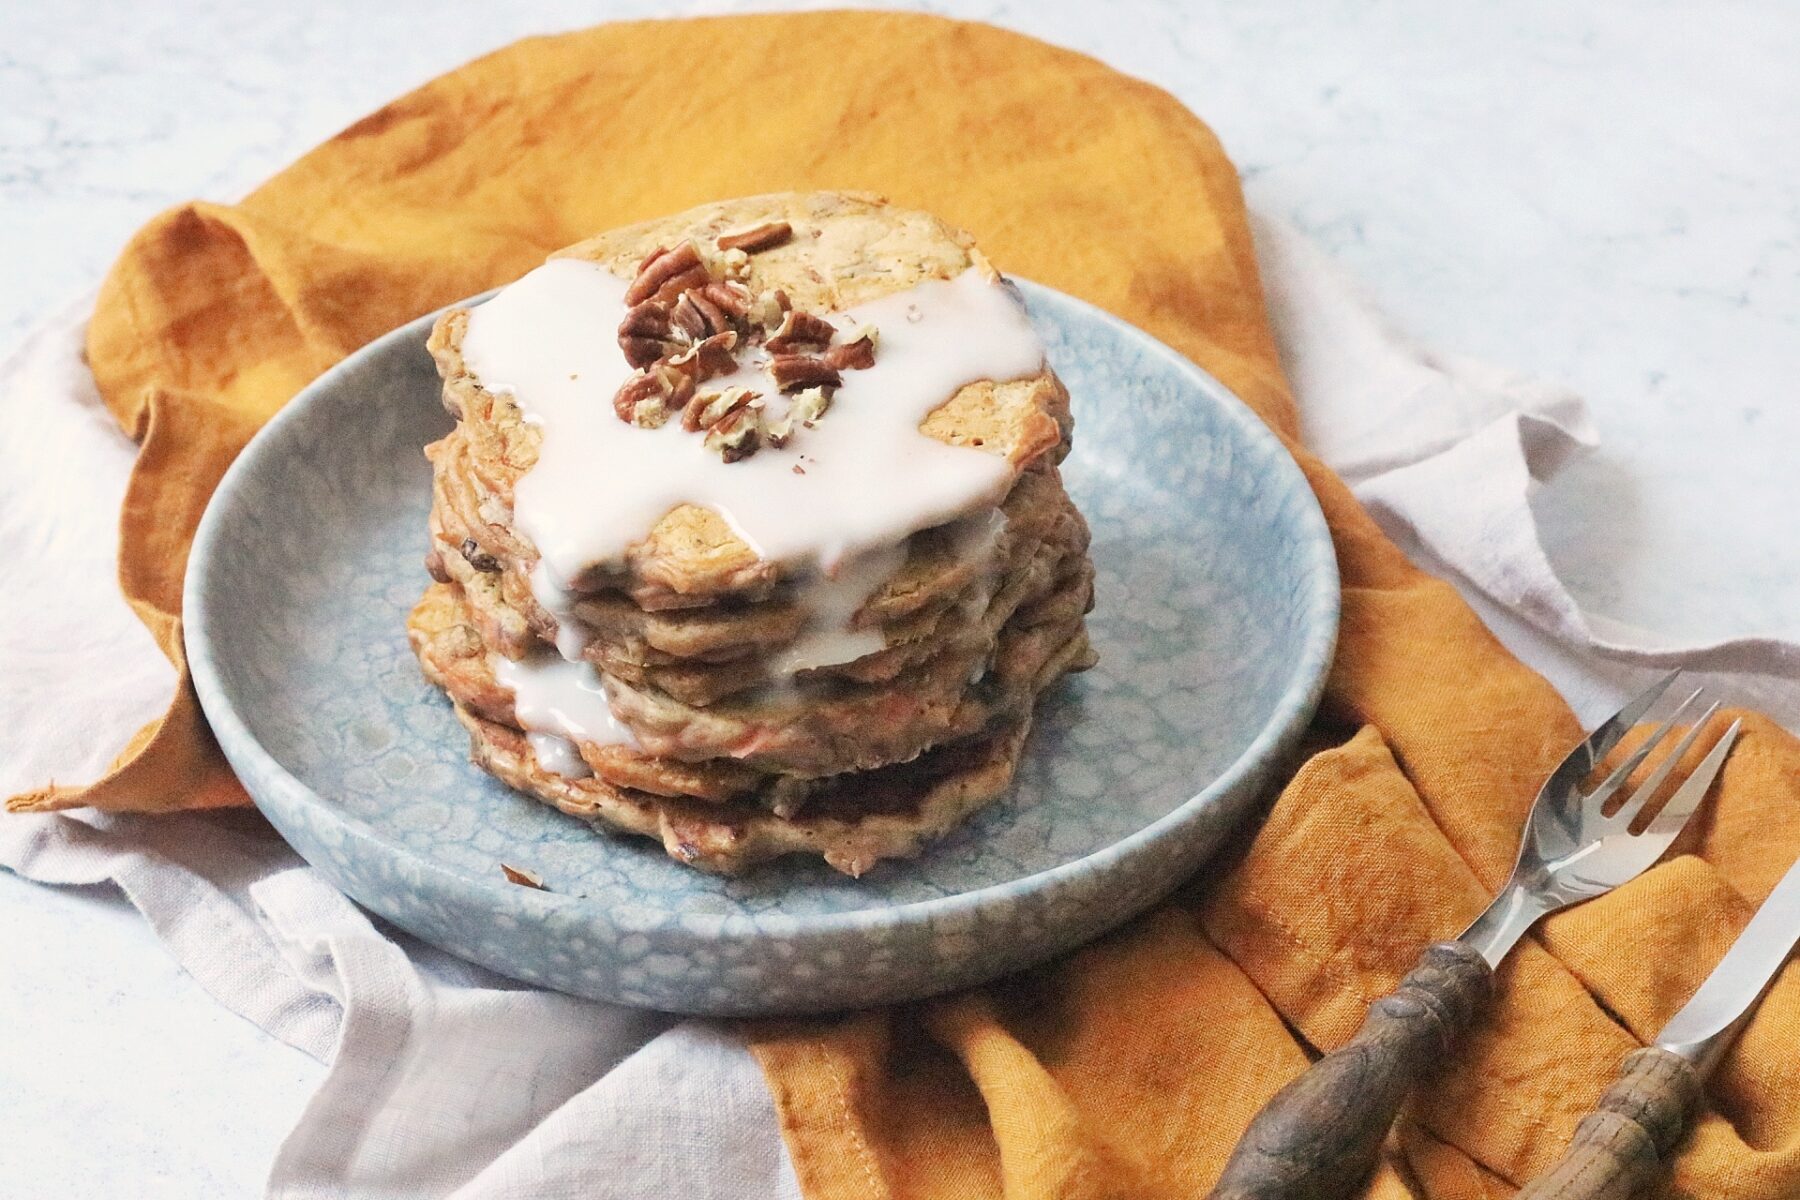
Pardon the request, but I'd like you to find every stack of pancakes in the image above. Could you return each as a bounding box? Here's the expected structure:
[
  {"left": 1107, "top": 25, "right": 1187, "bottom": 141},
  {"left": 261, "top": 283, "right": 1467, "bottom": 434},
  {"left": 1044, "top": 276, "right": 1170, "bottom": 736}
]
[{"left": 409, "top": 192, "right": 1095, "bottom": 876}]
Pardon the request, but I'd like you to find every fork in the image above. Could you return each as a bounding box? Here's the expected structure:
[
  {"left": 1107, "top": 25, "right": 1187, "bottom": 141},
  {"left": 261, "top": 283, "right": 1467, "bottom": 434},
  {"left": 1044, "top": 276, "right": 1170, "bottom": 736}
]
[{"left": 1208, "top": 671, "right": 1740, "bottom": 1200}]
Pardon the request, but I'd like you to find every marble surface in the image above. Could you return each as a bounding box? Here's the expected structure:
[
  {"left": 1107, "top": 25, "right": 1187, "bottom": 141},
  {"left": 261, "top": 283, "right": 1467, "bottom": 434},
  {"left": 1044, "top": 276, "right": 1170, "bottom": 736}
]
[{"left": 3, "top": 1, "right": 1796, "bottom": 1194}]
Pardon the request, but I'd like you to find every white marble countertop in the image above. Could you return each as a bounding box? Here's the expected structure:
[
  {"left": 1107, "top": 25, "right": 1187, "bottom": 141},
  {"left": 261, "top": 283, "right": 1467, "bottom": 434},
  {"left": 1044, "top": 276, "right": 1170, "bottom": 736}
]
[{"left": 4, "top": 1, "right": 1796, "bottom": 1194}]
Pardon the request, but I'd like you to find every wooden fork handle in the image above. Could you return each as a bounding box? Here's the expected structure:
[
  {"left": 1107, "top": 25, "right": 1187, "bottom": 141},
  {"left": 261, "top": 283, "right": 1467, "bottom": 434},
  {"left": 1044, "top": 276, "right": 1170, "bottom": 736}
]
[
  {"left": 1207, "top": 940, "right": 1493, "bottom": 1200},
  {"left": 1515, "top": 1047, "right": 1702, "bottom": 1200}
]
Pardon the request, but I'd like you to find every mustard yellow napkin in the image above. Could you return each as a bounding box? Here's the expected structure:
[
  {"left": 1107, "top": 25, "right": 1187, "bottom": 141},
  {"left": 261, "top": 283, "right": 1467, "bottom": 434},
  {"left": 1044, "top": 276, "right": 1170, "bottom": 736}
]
[{"left": 17, "top": 12, "right": 1799, "bottom": 1197}]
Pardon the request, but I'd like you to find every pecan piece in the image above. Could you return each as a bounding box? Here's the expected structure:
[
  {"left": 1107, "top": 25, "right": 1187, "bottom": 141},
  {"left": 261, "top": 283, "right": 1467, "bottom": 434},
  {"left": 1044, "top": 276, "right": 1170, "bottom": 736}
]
[
  {"left": 460, "top": 537, "right": 501, "bottom": 572},
  {"left": 613, "top": 373, "right": 667, "bottom": 427},
  {"left": 618, "top": 299, "right": 671, "bottom": 337},
  {"left": 683, "top": 386, "right": 758, "bottom": 434},
  {"left": 671, "top": 290, "right": 730, "bottom": 342},
  {"left": 770, "top": 354, "right": 843, "bottom": 393},
  {"left": 765, "top": 309, "right": 837, "bottom": 354},
  {"left": 625, "top": 241, "right": 711, "bottom": 305},
  {"left": 617, "top": 299, "right": 673, "bottom": 367},
  {"left": 753, "top": 288, "right": 792, "bottom": 331},
  {"left": 698, "top": 281, "right": 753, "bottom": 323},
  {"left": 613, "top": 364, "right": 695, "bottom": 427},
  {"left": 822, "top": 330, "right": 876, "bottom": 371},
  {"left": 704, "top": 404, "right": 762, "bottom": 462},
  {"left": 715, "top": 221, "right": 793, "bottom": 254},
  {"left": 500, "top": 864, "right": 546, "bottom": 889},
  {"left": 618, "top": 337, "right": 662, "bottom": 369},
  {"left": 668, "top": 330, "right": 739, "bottom": 383},
  {"left": 764, "top": 386, "right": 832, "bottom": 448}
]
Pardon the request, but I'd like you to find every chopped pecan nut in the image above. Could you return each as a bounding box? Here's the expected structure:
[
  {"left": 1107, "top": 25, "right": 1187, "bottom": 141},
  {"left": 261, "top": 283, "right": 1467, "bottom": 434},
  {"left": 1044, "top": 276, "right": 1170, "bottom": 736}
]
[
  {"left": 671, "top": 290, "right": 730, "bottom": 342},
  {"left": 613, "top": 365, "right": 694, "bottom": 427},
  {"left": 698, "top": 281, "right": 753, "bottom": 323},
  {"left": 753, "top": 288, "right": 791, "bottom": 330},
  {"left": 613, "top": 372, "right": 664, "bottom": 426},
  {"left": 632, "top": 394, "right": 671, "bottom": 428},
  {"left": 683, "top": 386, "right": 758, "bottom": 433},
  {"left": 618, "top": 337, "right": 663, "bottom": 369},
  {"left": 704, "top": 405, "right": 763, "bottom": 462},
  {"left": 618, "top": 299, "right": 671, "bottom": 338},
  {"left": 789, "top": 385, "right": 832, "bottom": 425},
  {"left": 764, "top": 386, "right": 833, "bottom": 448},
  {"left": 765, "top": 309, "right": 837, "bottom": 354},
  {"left": 460, "top": 537, "right": 501, "bottom": 572},
  {"left": 609, "top": 234, "right": 874, "bottom": 457},
  {"left": 500, "top": 864, "right": 546, "bottom": 889},
  {"left": 659, "top": 364, "right": 697, "bottom": 410},
  {"left": 822, "top": 333, "right": 875, "bottom": 371},
  {"left": 770, "top": 354, "right": 843, "bottom": 393},
  {"left": 618, "top": 298, "right": 675, "bottom": 367},
  {"left": 625, "top": 241, "right": 711, "bottom": 305},
  {"left": 716, "top": 221, "right": 793, "bottom": 254},
  {"left": 668, "top": 330, "right": 739, "bottom": 382}
]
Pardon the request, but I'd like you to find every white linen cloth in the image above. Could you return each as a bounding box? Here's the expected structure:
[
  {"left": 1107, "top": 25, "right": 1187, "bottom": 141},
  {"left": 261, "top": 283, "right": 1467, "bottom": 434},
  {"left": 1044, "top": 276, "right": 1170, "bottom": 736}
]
[{"left": 4, "top": 214, "right": 1797, "bottom": 1198}]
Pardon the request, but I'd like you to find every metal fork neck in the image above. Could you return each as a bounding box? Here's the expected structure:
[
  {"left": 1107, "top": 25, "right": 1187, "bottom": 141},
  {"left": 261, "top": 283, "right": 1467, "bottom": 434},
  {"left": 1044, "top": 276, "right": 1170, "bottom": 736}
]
[
  {"left": 1657, "top": 1012, "right": 1748, "bottom": 1077},
  {"left": 1460, "top": 883, "right": 1552, "bottom": 967}
]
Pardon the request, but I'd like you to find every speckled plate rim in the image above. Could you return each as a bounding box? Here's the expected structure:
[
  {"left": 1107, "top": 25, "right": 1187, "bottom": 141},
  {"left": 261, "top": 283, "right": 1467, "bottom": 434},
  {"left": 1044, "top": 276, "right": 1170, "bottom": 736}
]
[{"left": 186, "top": 279, "right": 1338, "bottom": 948}]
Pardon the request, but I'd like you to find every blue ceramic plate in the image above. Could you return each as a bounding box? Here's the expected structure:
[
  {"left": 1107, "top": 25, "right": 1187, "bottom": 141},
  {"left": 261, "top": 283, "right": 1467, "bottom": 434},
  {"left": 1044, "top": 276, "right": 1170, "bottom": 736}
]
[{"left": 186, "top": 281, "right": 1337, "bottom": 1016}]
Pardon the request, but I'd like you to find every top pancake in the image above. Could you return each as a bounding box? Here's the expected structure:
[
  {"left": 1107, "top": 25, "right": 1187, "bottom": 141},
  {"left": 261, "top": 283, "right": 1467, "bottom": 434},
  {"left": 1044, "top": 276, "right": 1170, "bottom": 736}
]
[{"left": 428, "top": 190, "right": 1073, "bottom": 606}]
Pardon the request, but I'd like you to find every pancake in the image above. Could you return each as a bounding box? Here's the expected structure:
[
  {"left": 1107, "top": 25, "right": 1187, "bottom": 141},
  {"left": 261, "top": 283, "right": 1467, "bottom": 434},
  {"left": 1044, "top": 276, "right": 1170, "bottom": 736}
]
[
  {"left": 451, "top": 702, "right": 1038, "bottom": 877},
  {"left": 427, "top": 191, "right": 1073, "bottom": 607},
  {"left": 427, "top": 424, "right": 1044, "bottom": 662},
  {"left": 590, "top": 558, "right": 1093, "bottom": 776},
  {"left": 413, "top": 526, "right": 1093, "bottom": 781},
  {"left": 428, "top": 419, "right": 1086, "bottom": 697},
  {"left": 408, "top": 582, "right": 765, "bottom": 803},
  {"left": 408, "top": 191, "right": 1098, "bottom": 876}
]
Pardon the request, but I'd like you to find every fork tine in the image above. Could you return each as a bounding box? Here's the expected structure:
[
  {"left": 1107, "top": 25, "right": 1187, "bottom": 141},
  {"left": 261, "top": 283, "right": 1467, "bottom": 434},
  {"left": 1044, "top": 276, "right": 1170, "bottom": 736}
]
[
  {"left": 1585, "top": 686, "right": 1705, "bottom": 810},
  {"left": 1642, "top": 718, "right": 1741, "bottom": 838},
  {"left": 1614, "top": 701, "right": 1722, "bottom": 828},
  {"left": 1578, "top": 670, "right": 1683, "bottom": 769}
]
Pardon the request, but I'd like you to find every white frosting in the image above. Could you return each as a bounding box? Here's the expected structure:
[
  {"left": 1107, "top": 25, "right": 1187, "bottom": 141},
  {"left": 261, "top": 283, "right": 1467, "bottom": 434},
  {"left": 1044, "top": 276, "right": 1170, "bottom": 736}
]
[
  {"left": 493, "top": 653, "right": 638, "bottom": 750},
  {"left": 525, "top": 732, "right": 593, "bottom": 779},
  {"left": 529, "top": 560, "right": 591, "bottom": 662},
  {"left": 463, "top": 257, "right": 1046, "bottom": 732},
  {"left": 771, "top": 544, "right": 907, "bottom": 676},
  {"left": 952, "top": 507, "right": 1009, "bottom": 586},
  {"left": 460, "top": 263, "right": 1043, "bottom": 585}
]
